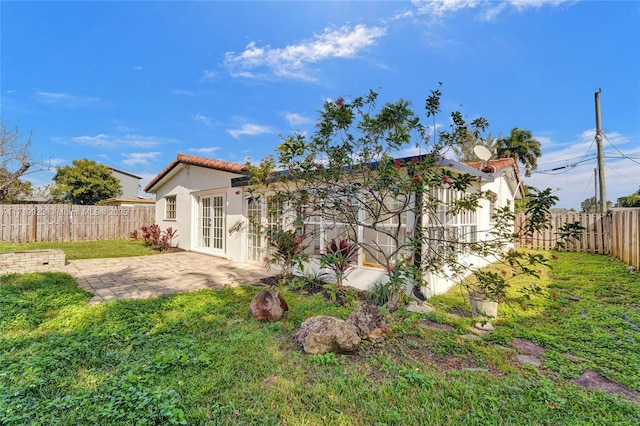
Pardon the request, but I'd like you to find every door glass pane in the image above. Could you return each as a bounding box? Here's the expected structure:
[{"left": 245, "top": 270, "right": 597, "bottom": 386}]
[
  {"left": 212, "top": 195, "right": 224, "bottom": 250},
  {"left": 201, "top": 197, "right": 211, "bottom": 248},
  {"left": 247, "top": 197, "right": 262, "bottom": 261}
]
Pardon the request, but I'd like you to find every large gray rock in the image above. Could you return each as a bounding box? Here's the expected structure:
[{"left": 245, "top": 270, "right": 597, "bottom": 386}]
[
  {"left": 346, "top": 302, "right": 386, "bottom": 343},
  {"left": 294, "top": 315, "right": 361, "bottom": 354}
]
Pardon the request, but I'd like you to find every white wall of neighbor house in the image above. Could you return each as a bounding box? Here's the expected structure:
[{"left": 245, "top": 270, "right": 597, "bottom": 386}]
[{"left": 110, "top": 170, "right": 140, "bottom": 199}]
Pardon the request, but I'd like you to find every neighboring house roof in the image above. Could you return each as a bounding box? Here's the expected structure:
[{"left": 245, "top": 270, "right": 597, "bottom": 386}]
[
  {"left": 108, "top": 167, "right": 142, "bottom": 180},
  {"left": 467, "top": 158, "right": 524, "bottom": 199},
  {"left": 144, "top": 153, "right": 247, "bottom": 193},
  {"left": 101, "top": 197, "right": 156, "bottom": 206}
]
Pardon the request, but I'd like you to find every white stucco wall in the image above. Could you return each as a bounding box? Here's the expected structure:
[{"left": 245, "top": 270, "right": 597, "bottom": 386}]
[
  {"left": 148, "top": 159, "right": 520, "bottom": 297},
  {"left": 151, "top": 164, "right": 244, "bottom": 259},
  {"left": 111, "top": 170, "right": 140, "bottom": 198}
]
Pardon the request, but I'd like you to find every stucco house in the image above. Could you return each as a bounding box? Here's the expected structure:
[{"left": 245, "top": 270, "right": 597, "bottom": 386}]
[
  {"left": 109, "top": 167, "right": 143, "bottom": 199},
  {"left": 144, "top": 153, "right": 523, "bottom": 296}
]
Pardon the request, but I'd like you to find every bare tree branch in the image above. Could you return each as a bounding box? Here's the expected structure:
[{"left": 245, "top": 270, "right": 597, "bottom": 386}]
[{"left": 0, "top": 121, "right": 35, "bottom": 200}]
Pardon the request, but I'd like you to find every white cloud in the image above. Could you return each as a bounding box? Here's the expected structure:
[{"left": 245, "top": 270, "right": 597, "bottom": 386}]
[
  {"left": 202, "top": 70, "right": 218, "bottom": 80},
  {"left": 193, "top": 113, "right": 214, "bottom": 127},
  {"left": 284, "top": 112, "right": 313, "bottom": 127},
  {"left": 189, "top": 147, "right": 220, "bottom": 154},
  {"left": 133, "top": 65, "right": 143, "bottom": 70},
  {"left": 171, "top": 89, "right": 196, "bottom": 96},
  {"left": 228, "top": 123, "right": 273, "bottom": 139},
  {"left": 410, "top": 0, "right": 573, "bottom": 21},
  {"left": 57, "top": 133, "right": 176, "bottom": 149},
  {"left": 122, "top": 152, "right": 162, "bottom": 167},
  {"left": 224, "top": 24, "right": 387, "bottom": 81},
  {"left": 35, "top": 91, "right": 102, "bottom": 107}
]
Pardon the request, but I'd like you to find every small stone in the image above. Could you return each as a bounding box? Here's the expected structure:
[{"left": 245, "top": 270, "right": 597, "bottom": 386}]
[
  {"left": 460, "top": 333, "right": 482, "bottom": 341},
  {"left": 511, "top": 338, "right": 546, "bottom": 357},
  {"left": 572, "top": 370, "right": 640, "bottom": 404},
  {"left": 419, "top": 320, "right": 454, "bottom": 332},
  {"left": 406, "top": 301, "right": 435, "bottom": 314},
  {"left": 518, "top": 354, "right": 541, "bottom": 367},
  {"left": 474, "top": 322, "right": 495, "bottom": 332}
]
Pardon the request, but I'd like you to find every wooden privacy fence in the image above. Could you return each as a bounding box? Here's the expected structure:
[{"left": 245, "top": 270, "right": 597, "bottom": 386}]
[
  {"left": 0, "top": 204, "right": 156, "bottom": 242},
  {"left": 514, "top": 209, "right": 640, "bottom": 270}
]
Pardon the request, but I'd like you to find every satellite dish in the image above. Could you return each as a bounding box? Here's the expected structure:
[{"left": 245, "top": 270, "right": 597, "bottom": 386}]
[{"left": 473, "top": 145, "right": 492, "bottom": 161}]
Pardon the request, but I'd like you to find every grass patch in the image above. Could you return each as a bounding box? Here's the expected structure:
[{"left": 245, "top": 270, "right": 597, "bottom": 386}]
[
  {"left": 1, "top": 251, "right": 639, "bottom": 424},
  {"left": 0, "top": 239, "right": 158, "bottom": 260}
]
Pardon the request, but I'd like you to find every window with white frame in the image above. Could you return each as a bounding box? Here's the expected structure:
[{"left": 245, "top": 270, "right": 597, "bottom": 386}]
[
  {"left": 266, "top": 196, "right": 286, "bottom": 233},
  {"left": 165, "top": 195, "right": 176, "bottom": 220},
  {"left": 361, "top": 196, "right": 407, "bottom": 267},
  {"left": 425, "top": 187, "right": 477, "bottom": 256}
]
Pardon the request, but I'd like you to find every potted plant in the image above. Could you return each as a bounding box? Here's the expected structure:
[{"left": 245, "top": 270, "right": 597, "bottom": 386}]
[
  {"left": 466, "top": 270, "right": 506, "bottom": 320},
  {"left": 463, "top": 249, "right": 550, "bottom": 320}
]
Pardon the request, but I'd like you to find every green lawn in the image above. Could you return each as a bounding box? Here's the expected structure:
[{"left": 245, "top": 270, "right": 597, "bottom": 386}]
[
  {"left": 0, "top": 239, "right": 158, "bottom": 260},
  {"left": 1, "top": 251, "right": 639, "bottom": 425}
]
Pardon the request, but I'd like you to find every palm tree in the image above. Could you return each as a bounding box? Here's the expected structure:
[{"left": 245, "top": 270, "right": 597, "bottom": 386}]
[{"left": 494, "top": 128, "right": 542, "bottom": 177}]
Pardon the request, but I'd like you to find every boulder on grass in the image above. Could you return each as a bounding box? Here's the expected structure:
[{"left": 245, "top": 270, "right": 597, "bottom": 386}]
[
  {"left": 346, "top": 301, "right": 386, "bottom": 343},
  {"left": 250, "top": 290, "right": 288, "bottom": 322},
  {"left": 294, "top": 315, "right": 361, "bottom": 354}
]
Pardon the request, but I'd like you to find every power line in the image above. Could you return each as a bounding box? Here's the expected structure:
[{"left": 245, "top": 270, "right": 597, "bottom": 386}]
[
  {"left": 603, "top": 131, "right": 640, "bottom": 165},
  {"left": 533, "top": 156, "right": 596, "bottom": 175}
]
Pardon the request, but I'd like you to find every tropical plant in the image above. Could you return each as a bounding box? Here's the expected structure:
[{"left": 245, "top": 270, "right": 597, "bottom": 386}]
[
  {"left": 494, "top": 127, "right": 542, "bottom": 177},
  {"left": 320, "top": 238, "right": 358, "bottom": 288},
  {"left": 130, "top": 224, "right": 178, "bottom": 252},
  {"left": 266, "top": 229, "right": 308, "bottom": 284}
]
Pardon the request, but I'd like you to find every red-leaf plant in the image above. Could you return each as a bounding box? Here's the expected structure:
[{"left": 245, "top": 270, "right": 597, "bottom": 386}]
[{"left": 320, "top": 238, "right": 358, "bottom": 288}]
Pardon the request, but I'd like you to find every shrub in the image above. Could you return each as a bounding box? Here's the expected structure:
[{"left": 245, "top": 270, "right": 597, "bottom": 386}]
[{"left": 130, "top": 224, "right": 178, "bottom": 252}]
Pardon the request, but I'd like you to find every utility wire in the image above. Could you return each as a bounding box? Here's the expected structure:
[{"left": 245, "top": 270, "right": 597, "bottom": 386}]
[
  {"left": 574, "top": 167, "right": 596, "bottom": 210},
  {"left": 603, "top": 132, "right": 640, "bottom": 165},
  {"left": 533, "top": 156, "right": 596, "bottom": 175}
]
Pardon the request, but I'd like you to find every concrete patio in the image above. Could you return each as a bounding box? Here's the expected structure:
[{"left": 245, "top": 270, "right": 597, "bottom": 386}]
[{"left": 57, "top": 251, "right": 276, "bottom": 304}]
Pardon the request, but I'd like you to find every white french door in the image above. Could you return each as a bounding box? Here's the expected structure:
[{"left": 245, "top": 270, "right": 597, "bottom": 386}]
[
  {"left": 246, "top": 197, "right": 263, "bottom": 263},
  {"left": 199, "top": 194, "right": 225, "bottom": 254}
]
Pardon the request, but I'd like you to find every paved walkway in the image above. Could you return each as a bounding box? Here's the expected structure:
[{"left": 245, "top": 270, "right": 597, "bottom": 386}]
[{"left": 58, "top": 252, "right": 276, "bottom": 304}]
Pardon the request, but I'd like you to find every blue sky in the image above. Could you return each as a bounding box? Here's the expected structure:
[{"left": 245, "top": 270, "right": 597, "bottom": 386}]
[{"left": 1, "top": 0, "right": 639, "bottom": 209}]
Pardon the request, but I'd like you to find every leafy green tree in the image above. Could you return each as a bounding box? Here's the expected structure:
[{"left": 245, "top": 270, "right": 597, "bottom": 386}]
[
  {"left": 581, "top": 196, "right": 612, "bottom": 213},
  {"left": 246, "top": 88, "right": 570, "bottom": 308},
  {"left": 0, "top": 168, "right": 33, "bottom": 203},
  {"left": 494, "top": 128, "right": 542, "bottom": 177},
  {"left": 52, "top": 158, "right": 122, "bottom": 204},
  {"left": 448, "top": 120, "right": 496, "bottom": 163},
  {"left": 616, "top": 187, "right": 640, "bottom": 207}
]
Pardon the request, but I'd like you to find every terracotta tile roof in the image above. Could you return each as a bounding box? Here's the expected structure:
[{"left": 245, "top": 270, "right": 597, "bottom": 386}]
[
  {"left": 467, "top": 158, "right": 519, "bottom": 174},
  {"left": 144, "top": 153, "right": 247, "bottom": 192},
  {"left": 467, "top": 157, "right": 524, "bottom": 198}
]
